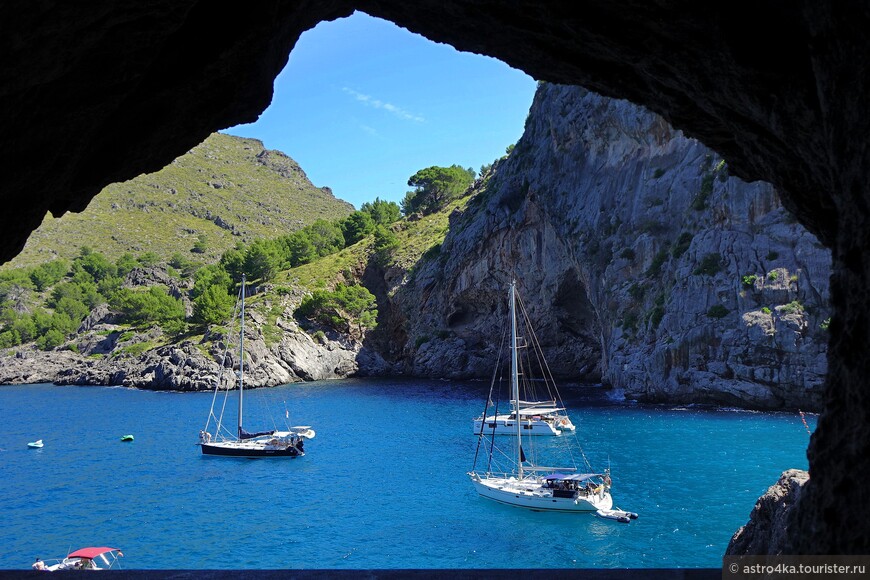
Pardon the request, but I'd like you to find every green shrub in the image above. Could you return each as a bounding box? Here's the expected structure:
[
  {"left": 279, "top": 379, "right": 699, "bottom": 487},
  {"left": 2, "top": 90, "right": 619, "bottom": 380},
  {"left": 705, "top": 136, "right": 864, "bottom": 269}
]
[
  {"left": 296, "top": 283, "right": 378, "bottom": 336},
  {"left": 161, "top": 318, "right": 187, "bottom": 336},
  {"left": 767, "top": 271, "right": 780, "bottom": 281},
  {"left": 821, "top": 318, "right": 831, "bottom": 331},
  {"left": 137, "top": 252, "right": 160, "bottom": 268},
  {"left": 781, "top": 300, "right": 804, "bottom": 315},
  {"left": 671, "top": 232, "right": 693, "bottom": 258},
  {"left": 423, "top": 243, "right": 442, "bottom": 261},
  {"left": 762, "top": 306, "right": 772, "bottom": 315},
  {"left": 360, "top": 198, "right": 402, "bottom": 226},
  {"left": 192, "top": 284, "right": 235, "bottom": 326},
  {"left": 693, "top": 253, "right": 723, "bottom": 276},
  {"left": 639, "top": 221, "right": 667, "bottom": 235},
  {"left": 192, "top": 234, "right": 209, "bottom": 254},
  {"left": 372, "top": 226, "right": 400, "bottom": 266},
  {"left": 648, "top": 305, "right": 665, "bottom": 328},
  {"left": 621, "top": 311, "right": 639, "bottom": 332},
  {"left": 707, "top": 304, "right": 729, "bottom": 319},
  {"left": 29, "top": 259, "right": 70, "bottom": 292},
  {"left": 742, "top": 274, "right": 758, "bottom": 288},
  {"left": 401, "top": 165, "right": 475, "bottom": 215},
  {"left": 36, "top": 329, "right": 65, "bottom": 350},
  {"left": 111, "top": 287, "right": 185, "bottom": 327},
  {"left": 691, "top": 173, "right": 715, "bottom": 210},
  {"left": 116, "top": 253, "right": 138, "bottom": 277},
  {"left": 119, "top": 342, "right": 153, "bottom": 357},
  {"left": 340, "top": 211, "right": 376, "bottom": 246},
  {"left": 0, "top": 330, "right": 21, "bottom": 348},
  {"left": 646, "top": 249, "right": 669, "bottom": 277}
]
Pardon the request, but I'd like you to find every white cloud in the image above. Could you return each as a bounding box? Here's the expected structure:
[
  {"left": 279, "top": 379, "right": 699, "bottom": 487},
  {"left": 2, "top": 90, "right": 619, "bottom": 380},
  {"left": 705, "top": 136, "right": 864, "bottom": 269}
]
[
  {"left": 359, "top": 124, "right": 382, "bottom": 138},
  {"left": 342, "top": 87, "right": 425, "bottom": 122}
]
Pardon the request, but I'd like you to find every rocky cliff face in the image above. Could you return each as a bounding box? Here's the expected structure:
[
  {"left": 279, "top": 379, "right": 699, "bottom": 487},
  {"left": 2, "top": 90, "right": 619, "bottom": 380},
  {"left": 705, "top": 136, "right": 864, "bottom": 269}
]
[
  {"left": 0, "top": 286, "right": 379, "bottom": 391},
  {"left": 1, "top": 85, "right": 831, "bottom": 412},
  {"left": 385, "top": 84, "right": 831, "bottom": 411},
  {"left": 727, "top": 469, "right": 809, "bottom": 555}
]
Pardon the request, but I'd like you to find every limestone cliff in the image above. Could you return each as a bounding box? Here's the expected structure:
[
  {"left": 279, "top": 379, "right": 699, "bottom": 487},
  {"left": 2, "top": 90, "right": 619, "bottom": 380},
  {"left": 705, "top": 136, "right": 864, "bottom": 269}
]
[
  {"left": 0, "top": 286, "right": 376, "bottom": 391},
  {"left": 1, "top": 84, "right": 831, "bottom": 412},
  {"left": 384, "top": 84, "right": 831, "bottom": 410}
]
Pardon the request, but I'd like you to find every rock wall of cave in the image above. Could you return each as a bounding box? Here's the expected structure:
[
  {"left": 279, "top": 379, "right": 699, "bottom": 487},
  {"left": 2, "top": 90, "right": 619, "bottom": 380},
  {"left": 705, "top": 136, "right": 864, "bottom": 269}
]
[{"left": 5, "top": 0, "right": 870, "bottom": 556}]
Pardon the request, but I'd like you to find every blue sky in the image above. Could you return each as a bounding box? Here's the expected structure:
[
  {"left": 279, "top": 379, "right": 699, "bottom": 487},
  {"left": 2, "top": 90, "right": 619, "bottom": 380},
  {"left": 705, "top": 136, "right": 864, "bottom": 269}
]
[{"left": 223, "top": 12, "right": 537, "bottom": 210}]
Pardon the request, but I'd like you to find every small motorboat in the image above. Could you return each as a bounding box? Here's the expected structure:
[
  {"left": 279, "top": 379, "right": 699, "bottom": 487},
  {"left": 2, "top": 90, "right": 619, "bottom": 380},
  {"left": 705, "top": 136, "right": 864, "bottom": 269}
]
[
  {"left": 595, "top": 508, "right": 639, "bottom": 524},
  {"left": 40, "top": 546, "right": 124, "bottom": 571},
  {"left": 27, "top": 439, "right": 44, "bottom": 449},
  {"left": 120, "top": 435, "right": 134, "bottom": 442}
]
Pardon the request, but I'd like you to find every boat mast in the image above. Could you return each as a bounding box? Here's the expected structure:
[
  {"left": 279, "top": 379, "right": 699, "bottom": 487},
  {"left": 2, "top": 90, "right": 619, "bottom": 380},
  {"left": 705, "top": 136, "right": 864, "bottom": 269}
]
[
  {"left": 510, "top": 280, "right": 523, "bottom": 480},
  {"left": 238, "top": 274, "right": 246, "bottom": 437}
]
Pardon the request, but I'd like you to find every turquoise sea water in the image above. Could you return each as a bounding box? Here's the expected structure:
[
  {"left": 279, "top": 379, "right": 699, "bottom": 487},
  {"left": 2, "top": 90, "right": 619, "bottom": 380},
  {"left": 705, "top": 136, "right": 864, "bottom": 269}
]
[{"left": 0, "top": 379, "right": 812, "bottom": 570}]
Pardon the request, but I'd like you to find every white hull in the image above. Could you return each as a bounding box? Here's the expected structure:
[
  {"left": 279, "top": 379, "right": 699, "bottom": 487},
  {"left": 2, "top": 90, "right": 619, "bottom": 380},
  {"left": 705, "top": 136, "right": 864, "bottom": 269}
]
[
  {"left": 469, "top": 473, "right": 613, "bottom": 512},
  {"left": 473, "top": 417, "right": 560, "bottom": 436}
]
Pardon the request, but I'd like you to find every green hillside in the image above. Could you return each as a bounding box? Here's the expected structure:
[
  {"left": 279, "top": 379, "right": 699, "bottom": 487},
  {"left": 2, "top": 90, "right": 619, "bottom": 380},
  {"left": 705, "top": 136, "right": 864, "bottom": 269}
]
[
  {"left": 0, "top": 155, "right": 479, "bottom": 362},
  {"left": 283, "top": 194, "right": 468, "bottom": 291},
  {"left": 4, "top": 133, "right": 353, "bottom": 269}
]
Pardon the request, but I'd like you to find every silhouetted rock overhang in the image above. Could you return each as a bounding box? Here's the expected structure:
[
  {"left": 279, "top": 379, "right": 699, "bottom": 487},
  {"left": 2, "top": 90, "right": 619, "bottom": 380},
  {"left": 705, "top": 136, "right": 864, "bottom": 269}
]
[{"left": 3, "top": 0, "right": 869, "bottom": 555}]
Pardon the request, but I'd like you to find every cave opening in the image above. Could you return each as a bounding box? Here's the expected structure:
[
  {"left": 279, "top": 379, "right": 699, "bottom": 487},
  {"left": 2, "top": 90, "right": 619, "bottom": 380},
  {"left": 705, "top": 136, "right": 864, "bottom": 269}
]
[
  {"left": 4, "top": 0, "right": 869, "bottom": 556},
  {"left": 221, "top": 11, "right": 537, "bottom": 213}
]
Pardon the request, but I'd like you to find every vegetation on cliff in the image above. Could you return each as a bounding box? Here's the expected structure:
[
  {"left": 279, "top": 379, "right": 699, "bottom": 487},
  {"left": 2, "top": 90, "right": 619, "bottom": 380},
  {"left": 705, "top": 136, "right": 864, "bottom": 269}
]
[
  {"left": 3, "top": 133, "right": 354, "bottom": 269},
  {"left": 0, "top": 140, "right": 481, "bottom": 367}
]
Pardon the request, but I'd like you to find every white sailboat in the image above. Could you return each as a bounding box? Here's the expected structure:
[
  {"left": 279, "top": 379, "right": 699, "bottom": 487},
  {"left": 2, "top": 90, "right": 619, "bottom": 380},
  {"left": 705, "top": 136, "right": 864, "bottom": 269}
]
[
  {"left": 468, "top": 281, "right": 616, "bottom": 512},
  {"left": 472, "top": 398, "right": 576, "bottom": 436},
  {"left": 198, "top": 275, "right": 315, "bottom": 458}
]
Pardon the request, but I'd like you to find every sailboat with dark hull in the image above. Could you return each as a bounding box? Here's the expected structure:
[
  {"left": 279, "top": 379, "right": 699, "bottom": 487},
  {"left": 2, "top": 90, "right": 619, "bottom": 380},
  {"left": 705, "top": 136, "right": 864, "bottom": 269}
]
[{"left": 198, "top": 275, "right": 314, "bottom": 458}]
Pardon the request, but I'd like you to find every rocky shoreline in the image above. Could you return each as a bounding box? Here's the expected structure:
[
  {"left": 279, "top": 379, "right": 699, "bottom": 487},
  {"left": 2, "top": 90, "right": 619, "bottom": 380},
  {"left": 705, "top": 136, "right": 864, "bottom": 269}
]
[
  {"left": 0, "top": 300, "right": 389, "bottom": 392},
  {"left": 727, "top": 469, "right": 809, "bottom": 555}
]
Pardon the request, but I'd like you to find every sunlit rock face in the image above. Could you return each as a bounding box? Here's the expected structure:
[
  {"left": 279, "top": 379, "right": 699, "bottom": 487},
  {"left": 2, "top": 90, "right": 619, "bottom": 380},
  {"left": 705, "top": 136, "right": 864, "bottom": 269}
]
[
  {"left": 3, "top": 0, "right": 869, "bottom": 556},
  {"left": 400, "top": 83, "right": 830, "bottom": 412}
]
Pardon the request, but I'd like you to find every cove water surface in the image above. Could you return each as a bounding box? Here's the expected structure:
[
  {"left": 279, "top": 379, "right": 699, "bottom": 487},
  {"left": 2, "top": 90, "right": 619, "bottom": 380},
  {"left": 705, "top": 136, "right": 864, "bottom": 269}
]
[{"left": 1, "top": 379, "right": 812, "bottom": 570}]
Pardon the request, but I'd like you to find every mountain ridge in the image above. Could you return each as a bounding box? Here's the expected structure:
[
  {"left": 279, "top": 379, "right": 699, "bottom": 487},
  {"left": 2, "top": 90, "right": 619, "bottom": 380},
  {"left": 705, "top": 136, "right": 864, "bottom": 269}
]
[
  {"left": 0, "top": 85, "right": 832, "bottom": 413},
  {"left": 5, "top": 133, "right": 353, "bottom": 269}
]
